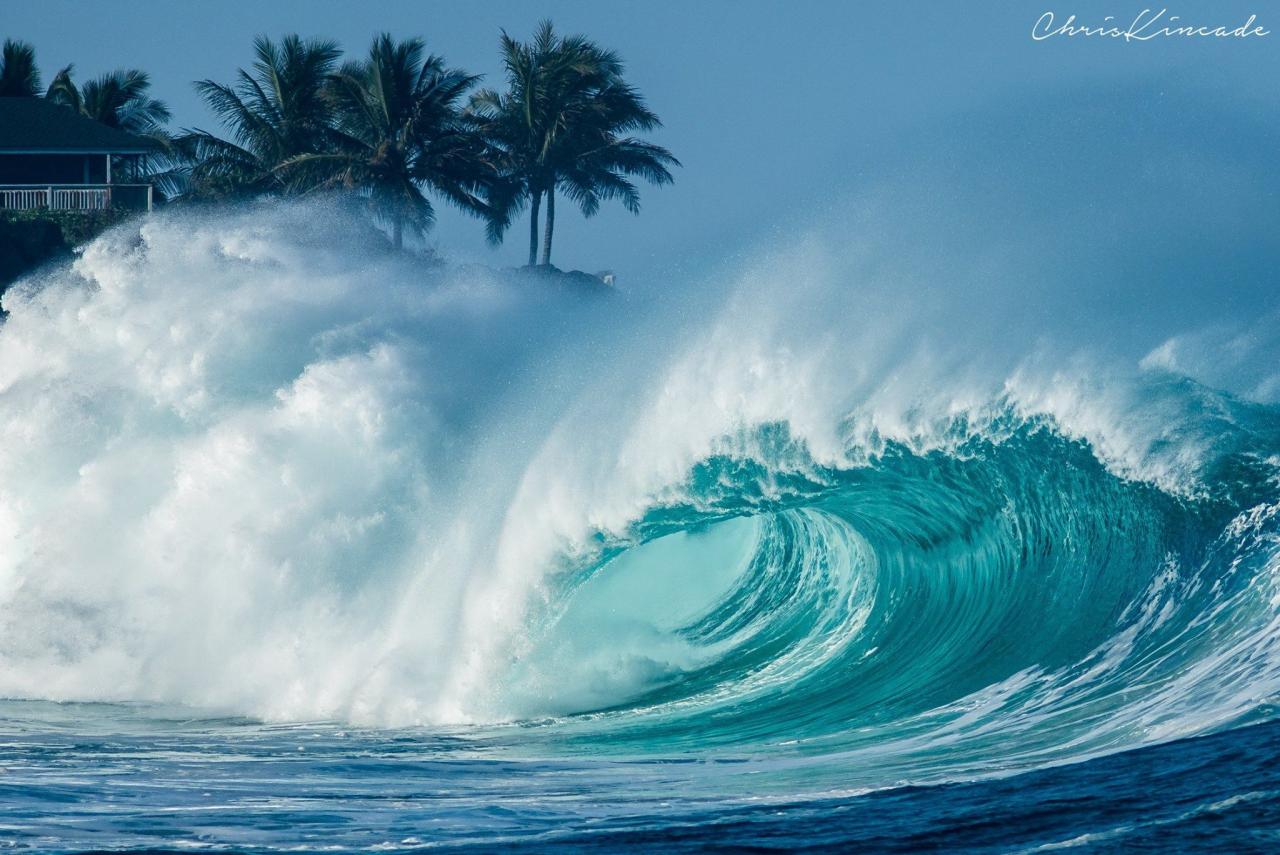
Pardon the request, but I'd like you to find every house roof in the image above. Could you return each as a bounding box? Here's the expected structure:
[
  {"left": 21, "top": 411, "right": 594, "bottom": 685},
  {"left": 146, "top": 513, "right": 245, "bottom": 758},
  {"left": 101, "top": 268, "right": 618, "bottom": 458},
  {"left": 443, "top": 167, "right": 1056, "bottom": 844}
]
[{"left": 0, "top": 96, "right": 161, "bottom": 153}]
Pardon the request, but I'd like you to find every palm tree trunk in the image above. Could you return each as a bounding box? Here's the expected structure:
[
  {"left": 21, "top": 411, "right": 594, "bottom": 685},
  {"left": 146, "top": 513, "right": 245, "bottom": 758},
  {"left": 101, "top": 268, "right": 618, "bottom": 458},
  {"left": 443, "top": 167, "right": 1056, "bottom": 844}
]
[
  {"left": 540, "top": 188, "right": 555, "bottom": 266},
  {"left": 528, "top": 190, "right": 542, "bottom": 266}
]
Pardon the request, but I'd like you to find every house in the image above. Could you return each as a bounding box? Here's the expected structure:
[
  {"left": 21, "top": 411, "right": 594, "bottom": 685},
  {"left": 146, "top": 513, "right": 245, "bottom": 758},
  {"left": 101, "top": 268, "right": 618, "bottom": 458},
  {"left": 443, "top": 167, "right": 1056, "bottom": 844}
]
[{"left": 0, "top": 97, "right": 161, "bottom": 213}]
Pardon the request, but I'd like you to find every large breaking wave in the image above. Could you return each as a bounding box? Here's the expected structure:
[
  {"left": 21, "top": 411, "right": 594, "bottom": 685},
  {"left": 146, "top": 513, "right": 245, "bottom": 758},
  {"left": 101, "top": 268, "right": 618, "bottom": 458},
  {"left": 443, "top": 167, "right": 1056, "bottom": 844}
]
[{"left": 1, "top": 84, "right": 1279, "bottom": 794}]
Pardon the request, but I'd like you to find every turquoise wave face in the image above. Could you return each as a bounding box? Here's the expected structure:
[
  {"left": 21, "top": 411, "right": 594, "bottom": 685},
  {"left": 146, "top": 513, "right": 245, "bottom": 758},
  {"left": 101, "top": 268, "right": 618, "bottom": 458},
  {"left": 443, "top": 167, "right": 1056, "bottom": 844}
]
[
  {"left": 503, "top": 402, "right": 1280, "bottom": 787},
  {"left": 2, "top": 202, "right": 1279, "bottom": 800}
]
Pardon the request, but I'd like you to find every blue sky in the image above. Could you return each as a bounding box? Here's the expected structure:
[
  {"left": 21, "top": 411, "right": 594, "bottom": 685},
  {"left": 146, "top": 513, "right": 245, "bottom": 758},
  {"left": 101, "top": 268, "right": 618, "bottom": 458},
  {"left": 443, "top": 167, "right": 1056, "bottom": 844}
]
[{"left": 6, "top": 1, "right": 1279, "bottom": 277}]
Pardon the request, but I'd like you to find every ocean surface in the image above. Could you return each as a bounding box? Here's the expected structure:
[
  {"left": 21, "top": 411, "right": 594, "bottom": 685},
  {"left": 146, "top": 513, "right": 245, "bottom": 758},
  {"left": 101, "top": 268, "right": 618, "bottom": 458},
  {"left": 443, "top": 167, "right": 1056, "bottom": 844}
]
[
  {"left": 4, "top": 701, "right": 1280, "bottom": 851},
  {"left": 3, "top": 91, "right": 1280, "bottom": 850}
]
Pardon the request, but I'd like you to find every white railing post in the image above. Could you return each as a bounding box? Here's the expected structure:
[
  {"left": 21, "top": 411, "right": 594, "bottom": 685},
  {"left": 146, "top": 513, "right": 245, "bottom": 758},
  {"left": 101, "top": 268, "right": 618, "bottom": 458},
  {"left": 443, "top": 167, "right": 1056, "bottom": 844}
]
[{"left": 46, "top": 186, "right": 52, "bottom": 209}]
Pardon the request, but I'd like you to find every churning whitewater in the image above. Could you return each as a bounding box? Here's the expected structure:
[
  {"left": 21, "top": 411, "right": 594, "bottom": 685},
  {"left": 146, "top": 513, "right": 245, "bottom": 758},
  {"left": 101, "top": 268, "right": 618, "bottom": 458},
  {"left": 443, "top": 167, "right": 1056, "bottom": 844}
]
[{"left": 3, "top": 92, "right": 1280, "bottom": 804}]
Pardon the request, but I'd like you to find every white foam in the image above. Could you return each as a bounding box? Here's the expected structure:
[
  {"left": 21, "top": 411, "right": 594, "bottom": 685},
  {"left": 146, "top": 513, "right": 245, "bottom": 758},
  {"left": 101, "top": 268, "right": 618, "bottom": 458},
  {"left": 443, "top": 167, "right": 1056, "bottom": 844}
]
[{"left": 0, "top": 197, "right": 1275, "bottom": 726}]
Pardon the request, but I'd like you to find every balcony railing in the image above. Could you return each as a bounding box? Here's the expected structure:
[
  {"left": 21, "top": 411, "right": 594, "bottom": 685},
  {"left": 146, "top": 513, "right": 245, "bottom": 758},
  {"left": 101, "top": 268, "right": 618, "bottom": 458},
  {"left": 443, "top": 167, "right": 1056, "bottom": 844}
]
[{"left": 0, "top": 184, "right": 153, "bottom": 213}]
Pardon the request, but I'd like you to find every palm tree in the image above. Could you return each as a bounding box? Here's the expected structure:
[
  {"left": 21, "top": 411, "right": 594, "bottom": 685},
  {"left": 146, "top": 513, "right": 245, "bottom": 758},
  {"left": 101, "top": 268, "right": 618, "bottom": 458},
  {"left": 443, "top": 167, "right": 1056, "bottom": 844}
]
[
  {"left": 280, "top": 34, "right": 491, "bottom": 248},
  {"left": 0, "top": 39, "right": 40, "bottom": 97},
  {"left": 46, "top": 67, "right": 171, "bottom": 136},
  {"left": 470, "top": 21, "right": 678, "bottom": 266},
  {"left": 177, "top": 34, "right": 341, "bottom": 198}
]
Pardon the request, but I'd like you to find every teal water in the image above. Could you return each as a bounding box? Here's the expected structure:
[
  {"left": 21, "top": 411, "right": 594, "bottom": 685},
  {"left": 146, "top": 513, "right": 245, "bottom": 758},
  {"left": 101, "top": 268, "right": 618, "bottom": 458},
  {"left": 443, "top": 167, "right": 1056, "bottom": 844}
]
[
  {"left": 3, "top": 401, "right": 1279, "bottom": 851},
  {"left": 5, "top": 702, "right": 1280, "bottom": 851},
  {"left": 1, "top": 129, "right": 1279, "bottom": 847}
]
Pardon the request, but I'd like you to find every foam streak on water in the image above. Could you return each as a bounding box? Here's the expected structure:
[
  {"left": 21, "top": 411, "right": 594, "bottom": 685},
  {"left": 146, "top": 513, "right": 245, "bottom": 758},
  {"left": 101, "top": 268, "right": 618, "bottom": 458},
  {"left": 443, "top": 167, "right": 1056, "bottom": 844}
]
[{"left": 3, "top": 87, "right": 1280, "bottom": 846}]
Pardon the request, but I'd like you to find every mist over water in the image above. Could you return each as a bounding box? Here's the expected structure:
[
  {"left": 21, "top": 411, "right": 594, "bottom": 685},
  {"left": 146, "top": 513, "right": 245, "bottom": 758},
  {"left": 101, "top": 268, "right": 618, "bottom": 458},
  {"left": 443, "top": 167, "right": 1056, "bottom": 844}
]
[{"left": 1, "top": 86, "right": 1279, "bottom": 810}]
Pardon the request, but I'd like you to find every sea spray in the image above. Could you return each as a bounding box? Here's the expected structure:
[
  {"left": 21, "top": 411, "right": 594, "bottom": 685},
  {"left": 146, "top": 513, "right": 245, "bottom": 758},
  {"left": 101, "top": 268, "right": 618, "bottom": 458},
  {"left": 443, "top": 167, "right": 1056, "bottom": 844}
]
[{"left": 0, "top": 88, "right": 1279, "bottom": 793}]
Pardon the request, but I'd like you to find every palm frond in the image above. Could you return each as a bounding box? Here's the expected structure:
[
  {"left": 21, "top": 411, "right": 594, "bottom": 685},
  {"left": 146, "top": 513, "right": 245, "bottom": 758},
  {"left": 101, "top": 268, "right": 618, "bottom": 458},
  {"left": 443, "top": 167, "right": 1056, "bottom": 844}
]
[
  {"left": 469, "top": 20, "right": 678, "bottom": 255},
  {"left": 0, "top": 39, "right": 40, "bottom": 96}
]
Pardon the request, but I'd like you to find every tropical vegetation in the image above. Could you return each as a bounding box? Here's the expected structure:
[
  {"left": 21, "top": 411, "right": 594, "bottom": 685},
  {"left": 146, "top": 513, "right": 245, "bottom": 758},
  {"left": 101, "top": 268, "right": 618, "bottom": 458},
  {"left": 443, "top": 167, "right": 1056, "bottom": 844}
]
[
  {"left": 470, "top": 21, "right": 678, "bottom": 265},
  {"left": 0, "top": 22, "right": 678, "bottom": 264},
  {"left": 0, "top": 39, "right": 41, "bottom": 97},
  {"left": 46, "top": 67, "right": 172, "bottom": 139},
  {"left": 173, "top": 35, "right": 343, "bottom": 200},
  {"left": 273, "top": 34, "right": 491, "bottom": 247},
  {"left": 2, "top": 39, "right": 170, "bottom": 139}
]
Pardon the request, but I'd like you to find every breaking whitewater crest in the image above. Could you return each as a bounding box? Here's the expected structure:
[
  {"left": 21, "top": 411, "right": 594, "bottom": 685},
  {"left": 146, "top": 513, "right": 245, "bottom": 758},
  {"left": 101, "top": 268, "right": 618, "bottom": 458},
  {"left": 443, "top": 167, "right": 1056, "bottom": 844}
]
[{"left": 0, "top": 192, "right": 1276, "bottom": 798}]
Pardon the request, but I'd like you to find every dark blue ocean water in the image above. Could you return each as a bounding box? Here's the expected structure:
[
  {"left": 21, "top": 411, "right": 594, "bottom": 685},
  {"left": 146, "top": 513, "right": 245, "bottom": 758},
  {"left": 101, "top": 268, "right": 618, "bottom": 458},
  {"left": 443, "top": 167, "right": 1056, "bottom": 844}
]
[
  {"left": 3, "top": 188, "right": 1280, "bottom": 851},
  {"left": 2, "top": 701, "right": 1279, "bottom": 852},
  {"left": 4, "top": 409, "right": 1280, "bottom": 851}
]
